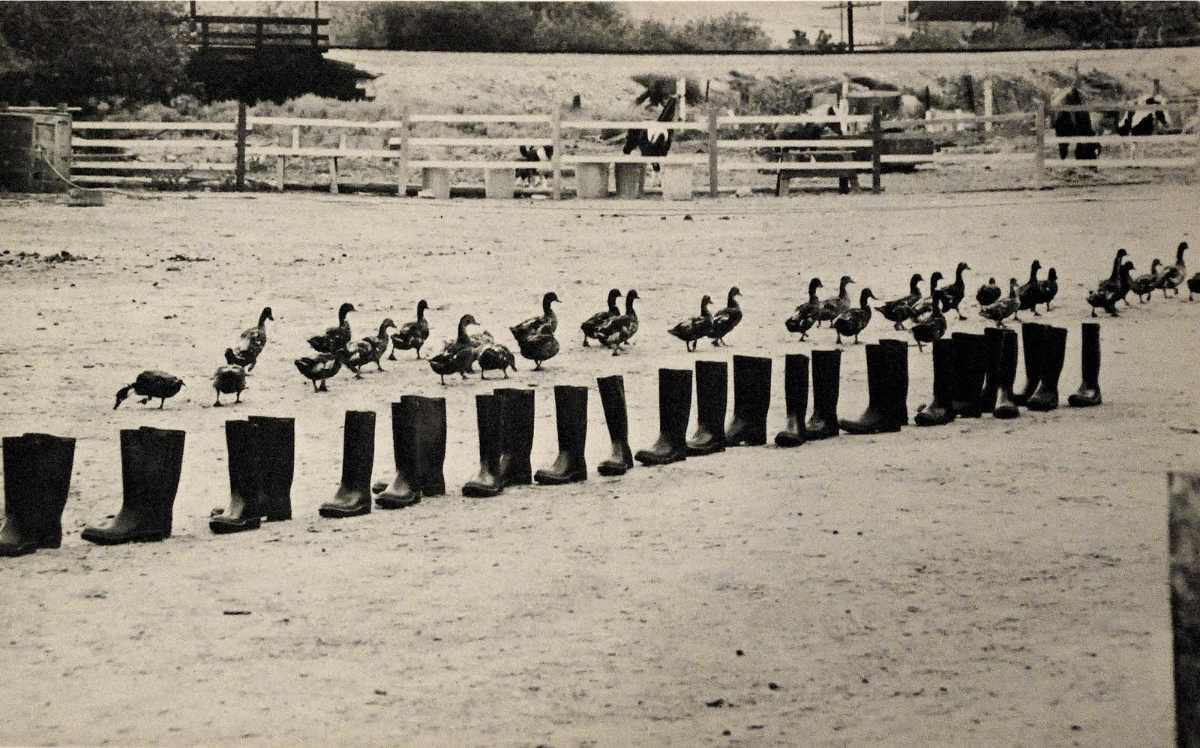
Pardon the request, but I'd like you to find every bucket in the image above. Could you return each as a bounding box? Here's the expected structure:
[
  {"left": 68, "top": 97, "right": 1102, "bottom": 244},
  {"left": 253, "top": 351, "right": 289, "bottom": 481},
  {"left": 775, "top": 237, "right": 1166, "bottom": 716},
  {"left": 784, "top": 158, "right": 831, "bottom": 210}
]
[
  {"left": 614, "top": 163, "right": 645, "bottom": 199},
  {"left": 660, "top": 164, "right": 694, "bottom": 201},
  {"left": 575, "top": 162, "right": 609, "bottom": 199},
  {"left": 421, "top": 167, "right": 451, "bottom": 199},
  {"left": 484, "top": 168, "right": 515, "bottom": 199}
]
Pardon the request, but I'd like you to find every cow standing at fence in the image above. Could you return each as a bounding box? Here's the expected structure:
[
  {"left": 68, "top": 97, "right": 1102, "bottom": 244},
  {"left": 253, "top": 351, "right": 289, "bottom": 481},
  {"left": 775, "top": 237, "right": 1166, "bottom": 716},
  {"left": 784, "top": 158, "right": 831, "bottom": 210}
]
[
  {"left": 623, "top": 96, "right": 679, "bottom": 172},
  {"left": 516, "top": 145, "right": 553, "bottom": 187},
  {"left": 1052, "top": 86, "right": 1102, "bottom": 161},
  {"left": 1116, "top": 94, "right": 1172, "bottom": 160}
]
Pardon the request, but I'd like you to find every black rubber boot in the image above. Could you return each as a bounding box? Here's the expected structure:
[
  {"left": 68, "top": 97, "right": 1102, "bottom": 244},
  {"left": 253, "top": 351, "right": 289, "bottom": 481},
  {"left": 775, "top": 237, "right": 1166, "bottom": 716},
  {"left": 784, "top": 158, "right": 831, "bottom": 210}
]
[
  {"left": 249, "top": 415, "right": 294, "bottom": 521},
  {"left": 841, "top": 344, "right": 898, "bottom": 434},
  {"left": 1, "top": 433, "right": 76, "bottom": 556},
  {"left": 415, "top": 396, "right": 447, "bottom": 497},
  {"left": 463, "top": 394, "right": 504, "bottom": 497},
  {"left": 726, "top": 355, "right": 772, "bottom": 446},
  {"left": 993, "top": 329, "right": 1021, "bottom": 419},
  {"left": 1068, "top": 322, "right": 1102, "bottom": 408},
  {"left": 915, "top": 338, "right": 957, "bottom": 426},
  {"left": 774, "top": 354, "right": 809, "bottom": 447},
  {"left": 1027, "top": 325, "right": 1068, "bottom": 412},
  {"left": 1012, "top": 323, "right": 1047, "bottom": 406},
  {"left": 377, "top": 398, "right": 423, "bottom": 509},
  {"left": 635, "top": 368, "right": 692, "bottom": 466},
  {"left": 806, "top": 349, "right": 841, "bottom": 440},
  {"left": 495, "top": 388, "right": 535, "bottom": 488},
  {"left": 535, "top": 385, "right": 589, "bottom": 485},
  {"left": 978, "top": 327, "right": 1005, "bottom": 414},
  {"left": 210, "top": 419, "right": 262, "bottom": 534},
  {"left": 950, "top": 332, "right": 987, "bottom": 418},
  {"left": 83, "top": 427, "right": 185, "bottom": 545},
  {"left": 319, "top": 410, "right": 375, "bottom": 518},
  {"left": 687, "top": 360, "right": 727, "bottom": 455},
  {"left": 596, "top": 375, "right": 633, "bottom": 476},
  {"left": 880, "top": 339, "right": 909, "bottom": 427}
]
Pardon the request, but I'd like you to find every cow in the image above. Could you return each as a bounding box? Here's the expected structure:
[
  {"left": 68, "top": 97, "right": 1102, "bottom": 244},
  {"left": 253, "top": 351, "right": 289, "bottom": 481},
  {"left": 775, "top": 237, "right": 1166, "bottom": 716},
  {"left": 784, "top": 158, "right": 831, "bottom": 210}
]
[
  {"left": 1116, "top": 94, "right": 1172, "bottom": 160},
  {"left": 1051, "top": 86, "right": 1102, "bottom": 161},
  {"left": 516, "top": 145, "right": 553, "bottom": 187},
  {"left": 623, "top": 95, "right": 678, "bottom": 172}
]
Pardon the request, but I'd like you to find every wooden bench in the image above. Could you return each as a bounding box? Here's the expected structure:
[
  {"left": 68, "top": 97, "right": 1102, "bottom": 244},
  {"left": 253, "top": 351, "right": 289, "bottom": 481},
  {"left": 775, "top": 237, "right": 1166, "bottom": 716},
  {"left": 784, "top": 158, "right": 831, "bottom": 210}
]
[{"left": 775, "top": 148, "right": 864, "bottom": 195}]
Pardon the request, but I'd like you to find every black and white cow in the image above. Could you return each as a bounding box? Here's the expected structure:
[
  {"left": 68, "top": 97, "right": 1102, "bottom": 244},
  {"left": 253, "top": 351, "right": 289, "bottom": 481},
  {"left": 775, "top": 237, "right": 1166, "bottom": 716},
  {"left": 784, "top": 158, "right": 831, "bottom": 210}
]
[
  {"left": 1116, "top": 94, "right": 1172, "bottom": 159},
  {"left": 1051, "top": 86, "right": 1102, "bottom": 161},
  {"left": 623, "top": 95, "right": 678, "bottom": 172},
  {"left": 516, "top": 145, "right": 553, "bottom": 184}
]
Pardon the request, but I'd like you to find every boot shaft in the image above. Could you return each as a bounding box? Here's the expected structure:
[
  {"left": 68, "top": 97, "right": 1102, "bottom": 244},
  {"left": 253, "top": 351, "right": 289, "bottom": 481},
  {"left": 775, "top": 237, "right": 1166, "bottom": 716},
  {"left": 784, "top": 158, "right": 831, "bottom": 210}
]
[
  {"left": 1079, "top": 321, "right": 1101, "bottom": 384},
  {"left": 389, "top": 398, "right": 422, "bottom": 476},
  {"left": 596, "top": 375, "right": 629, "bottom": 442},
  {"left": 137, "top": 427, "right": 186, "bottom": 535},
  {"left": 495, "top": 387, "right": 535, "bottom": 485},
  {"left": 472, "top": 394, "right": 502, "bottom": 466},
  {"left": 658, "top": 368, "right": 693, "bottom": 443},
  {"left": 552, "top": 385, "right": 589, "bottom": 452},
  {"left": 782, "top": 354, "right": 810, "bottom": 416},
  {"left": 810, "top": 349, "right": 841, "bottom": 417},
  {"left": 879, "top": 339, "right": 908, "bottom": 426},
  {"left": 693, "top": 360, "right": 728, "bottom": 436},
  {"left": 979, "top": 327, "right": 1005, "bottom": 412},
  {"left": 224, "top": 419, "right": 261, "bottom": 512},
  {"left": 339, "top": 411, "right": 376, "bottom": 492},
  {"left": 931, "top": 338, "right": 957, "bottom": 402},
  {"left": 414, "top": 396, "right": 446, "bottom": 496},
  {"left": 248, "top": 415, "right": 295, "bottom": 511},
  {"left": 1014, "top": 322, "right": 1048, "bottom": 403},
  {"left": 951, "top": 332, "right": 986, "bottom": 417},
  {"left": 1040, "top": 325, "right": 1068, "bottom": 384},
  {"left": 731, "top": 355, "right": 772, "bottom": 420}
]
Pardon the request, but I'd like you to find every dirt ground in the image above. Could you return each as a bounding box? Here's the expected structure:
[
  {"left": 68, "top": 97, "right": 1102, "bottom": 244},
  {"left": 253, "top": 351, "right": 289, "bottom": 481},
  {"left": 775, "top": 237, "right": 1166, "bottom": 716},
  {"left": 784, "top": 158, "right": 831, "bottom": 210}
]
[{"left": 0, "top": 181, "right": 1197, "bottom": 745}]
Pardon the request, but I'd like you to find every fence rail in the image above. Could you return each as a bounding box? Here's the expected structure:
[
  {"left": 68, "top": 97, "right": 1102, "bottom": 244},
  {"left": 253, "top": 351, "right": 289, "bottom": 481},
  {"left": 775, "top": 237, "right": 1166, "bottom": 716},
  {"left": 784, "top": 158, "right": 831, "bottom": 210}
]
[{"left": 67, "top": 99, "right": 1199, "bottom": 196}]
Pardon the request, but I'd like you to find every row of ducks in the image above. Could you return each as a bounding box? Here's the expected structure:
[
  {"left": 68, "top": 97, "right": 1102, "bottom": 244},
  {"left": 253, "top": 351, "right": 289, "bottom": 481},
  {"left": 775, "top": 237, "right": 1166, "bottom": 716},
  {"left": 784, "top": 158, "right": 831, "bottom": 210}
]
[
  {"left": 1087, "top": 242, "right": 1192, "bottom": 316},
  {"left": 667, "top": 287, "right": 743, "bottom": 351}
]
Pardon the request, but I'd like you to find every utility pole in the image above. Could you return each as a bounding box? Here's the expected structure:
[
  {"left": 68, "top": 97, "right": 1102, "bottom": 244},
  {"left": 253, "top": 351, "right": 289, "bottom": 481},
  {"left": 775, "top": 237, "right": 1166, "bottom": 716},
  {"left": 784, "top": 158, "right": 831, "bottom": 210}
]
[{"left": 846, "top": 1, "right": 855, "bottom": 52}]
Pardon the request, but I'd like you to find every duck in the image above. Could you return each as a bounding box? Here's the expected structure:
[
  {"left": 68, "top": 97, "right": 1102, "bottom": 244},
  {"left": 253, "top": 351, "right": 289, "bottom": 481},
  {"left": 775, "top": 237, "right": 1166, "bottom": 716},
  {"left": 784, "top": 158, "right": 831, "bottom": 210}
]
[
  {"left": 818, "top": 275, "right": 854, "bottom": 324},
  {"left": 428, "top": 314, "right": 479, "bottom": 385},
  {"left": 909, "top": 301, "right": 946, "bottom": 352},
  {"left": 596, "top": 289, "right": 639, "bottom": 355},
  {"left": 875, "top": 273, "right": 923, "bottom": 330},
  {"left": 477, "top": 343, "right": 517, "bottom": 379},
  {"left": 785, "top": 278, "right": 824, "bottom": 341},
  {"left": 345, "top": 319, "right": 396, "bottom": 378},
  {"left": 909, "top": 271, "right": 944, "bottom": 321},
  {"left": 516, "top": 329, "right": 560, "bottom": 370},
  {"left": 1087, "top": 261, "right": 1134, "bottom": 317},
  {"left": 1156, "top": 241, "right": 1188, "bottom": 297},
  {"left": 1187, "top": 271, "right": 1200, "bottom": 301},
  {"left": 939, "top": 262, "right": 970, "bottom": 320},
  {"left": 669, "top": 294, "right": 713, "bottom": 352},
  {"left": 294, "top": 349, "right": 348, "bottom": 393},
  {"left": 224, "top": 306, "right": 272, "bottom": 371},
  {"left": 1130, "top": 258, "right": 1162, "bottom": 302},
  {"left": 1016, "top": 260, "right": 1043, "bottom": 316},
  {"left": 833, "top": 288, "right": 875, "bottom": 345},
  {"left": 1036, "top": 267, "right": 1058, "bottom": 312},
  {"left": 389, "top": 299, "right": 430, "bottom": 360},
  {"left": 113, "top": 370, "right": 185, "bottom": 410},
  {"left": 211, "top": 364, "right": 247, "bottom": 406},
  {"left": 976, "top": 277, "right": 1001, "bottom": 306},
  {"left": 308, "top": 302, "right": 356, "bottom": 354},
  {"left": 707, "top": 286, "right": 742, "bottom": 346},
  {"left": 511, "top": 291, "right": 560, "bottom": 342},
  {"left": 1098, "top": 248, "right": 1130, "bottom": 304},
  {"left": 581, "top": 288, "right": 622, "bottom": 347},
  {"left": 980, "top": 278, "right": 1019, "bottom": 327}
]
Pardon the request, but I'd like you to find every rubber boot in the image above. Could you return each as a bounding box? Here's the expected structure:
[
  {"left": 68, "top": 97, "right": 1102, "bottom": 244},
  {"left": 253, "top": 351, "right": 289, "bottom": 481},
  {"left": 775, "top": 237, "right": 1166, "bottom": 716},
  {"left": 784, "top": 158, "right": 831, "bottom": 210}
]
[
  {"left": 978, "top": 327, "right": 1005, "bottom": 414},
  {"left": 1, "top": 434, "right": 75, "bottom": 556},
  {"left": 880, "top": 339, "right": 909, "bottom": 427},
  {"left": 950, "top": 332, "right": 987, "bottom": 418},
  {"left": 993, "top": 329, "right": 1021, "bottom": 419},
  {"left": 249, "top": 415, "right": 294, "bottom": 521},
  {"left": 415, "top": 396, "right": 447, "bottom": 497},
  {"left": 1068, "top": 322, "right": 1102, "bottom": 408},
  {"left": 806, "top": 349, "right": 841, "bottom": 440},
  {"left": 210, "top": 419, "right": 262, "bottom": 533},
  {"left": 535, "top": 385, "right": 589, "bottom": 484},
  {"left": 463, "top": 394, "right": 504, "bottom": 497},
  {"left": 495, "top": 388, "right": 534, "bottom": 488},
  {"left": 726, "top": 355, "right": 772, "bottom": 446},
  {"left": 841, "top": 344, "right": 898, "bottom": 434},
  {"left": 635, "top": 368, "right": 692, "bottom": 466},
  {"left": 376, "top": 398, "right": 422, "bottom": 509},
  {"left": 774, "top": 354, "right": 809, "bottom": 447},
  {"left": 83, "top": 427, "right": 185, "bottom": 545},
  {"left": 1027, "top": 325, "right": 1067, "bottom": 412},
  {"left": 319, "top": 411, "right": 375, "bottom": 518},
  {"left": 687, "top": 360, "right": 727, "bottom": 455},
  {"left": 915, "top": 339, "right": 957, "bottom": 426},
  {"left": 596, "top": 375, "right": 634, "bottom": 476},
  {"left": 1012, "top": 323, "right": 1047, "bottom": 406}
]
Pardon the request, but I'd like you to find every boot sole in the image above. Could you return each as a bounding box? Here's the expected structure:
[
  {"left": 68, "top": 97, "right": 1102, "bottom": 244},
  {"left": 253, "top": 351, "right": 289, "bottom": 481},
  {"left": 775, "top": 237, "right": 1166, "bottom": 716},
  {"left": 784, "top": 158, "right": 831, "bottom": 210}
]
[
  {"left": 376, "top": 495, "right": 422, "bottom": 509},
  {"left": 80, "top": 529, "right": 169, "bottom": 545},
  {"left": 462, "top": 485, "right": 503, "bottom": 498},
  {"left": 317, "top": 506, "right": 371, "bottom": 518},
  {"left": 209, "top": 517, "right": 262, "bottom": 534},
  {"left": 596, "top": 464, "right": 629, "bottom": 477},
  {"left": 686, "top": 444, "right": 725, "bottom": 455},
  {"left": 534, "top": 472, "right": 587, "bottom": 485},
  {"left": 0, "top": 543, "right": 39, "bottom": 557}
]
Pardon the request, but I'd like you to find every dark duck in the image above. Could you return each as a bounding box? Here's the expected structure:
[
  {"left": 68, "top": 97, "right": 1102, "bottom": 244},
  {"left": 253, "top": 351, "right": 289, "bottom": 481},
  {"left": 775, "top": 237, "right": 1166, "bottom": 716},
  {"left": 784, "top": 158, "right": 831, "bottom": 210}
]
[
  {"left": 595, "top": 289, "right": 639, "bottom": 355},
  {"left": 785, "top": 277, "right": 823, "bottom": 341},
  {"left": 818, "top": 275, "right": 854, "bottom": 324},
  {"left": 707, "top": 286, "right": 742, "bottom": 346},
  {"left": 1087, "top": 261, "right": 1133, "bottom": 317},
  {"left": 976, "top": 277, "right": 1001, "bottom": 307},
  {"left": 669, "top": 294, "right": 713, "bottom": 352},
  {"left": 581, "top": 288, "right": 622, "bottom": 347},
  {"left": 308, "top": 302, "right": 356, "bottom": 354},
  {"left": 875, "top": 273, "right": 923, "bottom": 330},
  {"left": 980, "top": 278, "right": 1019, "bottom": 327},
  {"left": 224, "top": 306, "right": 272, "bottom": 371},
  {"left": 429, "top": 314, "right": 479, "bottom": 385},
  {"left": 211, "top": 364, "right": 247, "bottom": 406},
  {"left": 939, "top": 262, "right": 970, "bottom": 320},
  {"left": 114, "top": 371, "right": 185, "bottom": 410},
  {"left": 295, "top": 349, "right": 349, "bottom": 393},
  {"left": 1016, "top": 260, "right": 1043, "bottom": 317},
  {"left": 834, "top": 288, "right": 874, "bottom": 345},
  {"left": 345, "top": 319, "right": 396, "bottom": 378},
  {"left": 389, "top": 299, "right": 430, "bottom": 360}
]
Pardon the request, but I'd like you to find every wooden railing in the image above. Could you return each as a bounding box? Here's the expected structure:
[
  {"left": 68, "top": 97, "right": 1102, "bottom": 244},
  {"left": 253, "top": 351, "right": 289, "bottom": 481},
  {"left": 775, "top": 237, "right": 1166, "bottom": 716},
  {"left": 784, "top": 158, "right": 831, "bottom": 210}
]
[{"left": 189, "top": 14, "right": 329, "bottom": 52}]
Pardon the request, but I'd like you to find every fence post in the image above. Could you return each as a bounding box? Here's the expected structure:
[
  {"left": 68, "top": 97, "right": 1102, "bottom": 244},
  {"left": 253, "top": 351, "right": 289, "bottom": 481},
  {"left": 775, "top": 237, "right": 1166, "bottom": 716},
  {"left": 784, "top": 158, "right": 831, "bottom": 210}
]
[
  {"left": 870, "top": 106, "right": 882, "bottom": 194},
  {"left": 707, "top": 106, "right": 719, "bottom": 198},
  {"left": 1194, "top": 103, "right": 1200, "bottom": 183},
  {"left": 1170, "top": 472, "right": 1200, "bottom": 748},
  {"left": 398, "top": 106, "right": 409, "bottom": 197},
  {"left": 677, "top": 77, "right": 686, "bottom": 121},
  {"left": 983, "top": 77, "right": 994, "bottom": 135},
  {"left": 235, "top": 101, "right": 247, "bottom": 192},
  {"left": 1034, "top": 100, "right": 1046, "bottom": 190},
  {"left": 276, "top": 134, "right": 285, "bottom": 192},
  {"left": 551, "top": 108, "right": 563, "bottom": 200}
]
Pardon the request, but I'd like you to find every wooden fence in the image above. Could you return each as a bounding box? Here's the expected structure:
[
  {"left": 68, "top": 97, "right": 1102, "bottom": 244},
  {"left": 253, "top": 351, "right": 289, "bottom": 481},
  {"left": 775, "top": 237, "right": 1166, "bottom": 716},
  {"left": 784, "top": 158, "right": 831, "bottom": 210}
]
[{"left": 67, "top": 98, "right": 1200, "bottom": 196}]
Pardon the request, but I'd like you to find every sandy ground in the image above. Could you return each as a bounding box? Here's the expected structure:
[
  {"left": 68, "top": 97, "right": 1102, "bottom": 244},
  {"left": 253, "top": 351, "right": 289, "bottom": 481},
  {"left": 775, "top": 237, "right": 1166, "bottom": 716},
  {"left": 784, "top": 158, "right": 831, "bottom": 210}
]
[{"left": 0, "top": 182, "right": 1197, "bottom": 745}]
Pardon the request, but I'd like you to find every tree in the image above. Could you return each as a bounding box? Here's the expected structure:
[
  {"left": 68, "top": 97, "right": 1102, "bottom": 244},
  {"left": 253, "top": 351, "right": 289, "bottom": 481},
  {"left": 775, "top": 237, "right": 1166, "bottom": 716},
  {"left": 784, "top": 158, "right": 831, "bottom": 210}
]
[
  {"left": 0, "top": 2, "right": 193, "bottom": 105},
  {"left": 1017, "top": 1, "right": 1200, "bottom": 47},
  {"left": 787, "top": 30, "right": 812, "bottom": 51}
]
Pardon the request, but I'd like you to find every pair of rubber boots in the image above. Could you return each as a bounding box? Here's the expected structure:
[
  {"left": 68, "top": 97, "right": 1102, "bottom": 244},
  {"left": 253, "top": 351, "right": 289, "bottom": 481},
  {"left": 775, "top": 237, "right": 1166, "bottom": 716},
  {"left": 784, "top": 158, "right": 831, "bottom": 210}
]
[
  {"left": 837, "top": 340, "right": 910, "bottom": 435},
  {"left": 1014, "top": 322, "right": 1102, "bottom": 410},
  {"left": 918, "top": 330, "right": 1019, "bottom": 424},
  {"left": 82, "top": 427, "right": 185, "bottom": 545},
  {"left": 463, "top": 389, "right": 536, "bottom": 497},
  {"left": 209, "top": 416, "right": 294, "bottom": 533},
  {"left": 368, "top": 396, "right": 448, "bottom": 510},
  {"left": 1, "top": 433, "right": 75, "bottom": 557}
]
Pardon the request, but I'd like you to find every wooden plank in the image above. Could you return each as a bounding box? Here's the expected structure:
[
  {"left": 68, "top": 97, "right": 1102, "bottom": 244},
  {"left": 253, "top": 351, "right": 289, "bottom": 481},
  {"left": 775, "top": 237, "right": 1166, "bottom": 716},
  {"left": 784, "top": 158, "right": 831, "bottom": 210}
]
[
  {"left": 1035, "top": 100, "right": 1046, "bottom": 189},
  {"left": 401, "top": 137, "right": 555, "bottom": 148},
  {"left": 720, "top": 161, "right": 874, "bottom": 172},
  {"left": 561, "top": 155, "right": 707, "bottom": 165},
  {"left": 1043, "top": 157, "right": 1196, "bottom": 169},
  {"left": 235, "top": 102, "right": 247, "bottom": 192},
  {"left": 715, "top": 139, "right": 872, "bottom": 149},
  {"left": 707, "top": 107, "right": 719, "bottom": 198},
  {"left": 1046, "top": 134, "right": 1196, "bottom": 146},
  {"left": 889, "top": 112, "right": 1034, "bottom": 129},
  {"left": 397, "top": 106, "right": 409, "bottom": 197},
  {"left": 870, "top": 107, "right": 882, "bottom": 194},
  {"left": 69, "top": 175, "right": 154, "bottom": 185},
  {"left": 983, "top": 77, "right": 994, "bottom": 134},
  {"left": 551, "top": 108, "right": 562, "bottom": 201},
  {"left": 1051, "top": 101, "right": 1168, "bottom": 113},
  {"left": 410, "top": 160, "right": 560, "bottom": 170},
  {"left": 408, "top": 113, "right": 551, "bottom": 124},
  {"left": 1170, "top": 472, "right": 1200, "bottom": 748},
  {"left": 200, "top": 31, "right": 329, "bottom": 42},
  {"left": 72, "top": 138, "right": 235, "bottom": 150},
  {"left": 245, "top": 146, "right": 399, "bottom": 158},
  {"left": 72, "top": 161, "right": 234, "bottom": 171},
  {"left": 880, "top": 153, "right": 1034, "bottom": 164},
  {"left": 187, "top": 14, "right": 329, "bottom": 25},
  {"left": 718, "top": 114, "right": 873, "bottom": 126},
  {"left": 329, "top": 157, "right": 338, "bottom": 194},
  {"left": 72, "top": 121, "right": 237, "bottom": 132},
  {"left": 559, "top": 120, "right": 707, "bottom": 131},
  {"left": 250, "top": 116, "right": 405, "bottom": 130}
]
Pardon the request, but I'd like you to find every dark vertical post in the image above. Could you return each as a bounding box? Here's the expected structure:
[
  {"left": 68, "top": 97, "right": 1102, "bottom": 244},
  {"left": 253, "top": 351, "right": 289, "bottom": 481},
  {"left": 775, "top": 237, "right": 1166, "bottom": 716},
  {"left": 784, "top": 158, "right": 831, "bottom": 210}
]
[
  {"left": 870, "top": 106, "right": 881, "bottom": 194},
  {"left": 1034, "top": 100, "right": 1046, "bottom": 189},
  {"left": 235, "top": 101, "right": 247, "bottom": 192},
  {"left": 707, "top": 106, "right": 719, "bottom": 198},
  {"left": 846, "top": 1, "right": 855, "bottom": 52},
  {"left": 551, "top": 108, "right": 563, "bottom": 201},
  {"left": 1170, "top": 472, "right": 1200, "bottom": 748}
]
